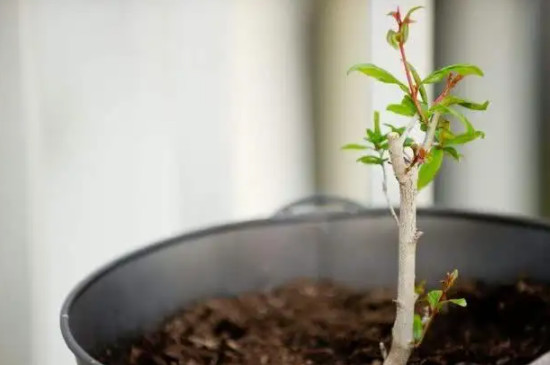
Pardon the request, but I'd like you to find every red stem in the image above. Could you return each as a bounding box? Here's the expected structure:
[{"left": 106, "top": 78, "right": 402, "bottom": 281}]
[{"left": 398, "top": 41, "right": 426, "bottom": 125}]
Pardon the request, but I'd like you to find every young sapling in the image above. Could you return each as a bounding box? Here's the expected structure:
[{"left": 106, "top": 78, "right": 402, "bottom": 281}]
[{"left": 344, "top": 6, "right": 489, "bottom": 365}]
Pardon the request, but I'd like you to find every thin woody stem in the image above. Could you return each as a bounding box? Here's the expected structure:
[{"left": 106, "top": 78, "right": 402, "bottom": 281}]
[
  {"left": 380, "top": 152, "right": 400, "bottom": 226},
  {"left": 398, "top": 40, "right": 426, "bottom": 125},
  {"left": 422, "top": 112, "right": 441, "bottom": 151}
]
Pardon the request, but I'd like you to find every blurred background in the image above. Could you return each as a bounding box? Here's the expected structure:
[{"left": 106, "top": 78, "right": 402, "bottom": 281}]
[{"left": 0, "top": 0, "right": 547, "bottom": 364}]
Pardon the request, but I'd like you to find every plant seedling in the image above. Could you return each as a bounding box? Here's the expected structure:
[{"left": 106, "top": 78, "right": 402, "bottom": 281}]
[{"left": 344, "top": 6, "right": 488, "bottom": 365}]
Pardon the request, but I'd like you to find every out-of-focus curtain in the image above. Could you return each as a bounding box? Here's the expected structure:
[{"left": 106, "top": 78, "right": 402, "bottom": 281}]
[
  {"left": 1, "top": 1, "right": 314, "bottom": 364},
  {"left": 435, "top": 0, "right": 541, "bottom": 216}
]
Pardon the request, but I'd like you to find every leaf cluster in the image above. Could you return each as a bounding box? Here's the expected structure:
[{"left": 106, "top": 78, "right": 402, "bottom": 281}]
[
  {"left": 345, "top": 6, "right": 489, "bottom": 189},
  {"left": 413, "top": 270, "right": 467, "bottom": 345}
]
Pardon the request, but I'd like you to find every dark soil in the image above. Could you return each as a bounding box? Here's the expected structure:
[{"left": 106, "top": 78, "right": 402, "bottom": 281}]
[{"left": 98, "top": 279, "right": 550, "bottom": 365}]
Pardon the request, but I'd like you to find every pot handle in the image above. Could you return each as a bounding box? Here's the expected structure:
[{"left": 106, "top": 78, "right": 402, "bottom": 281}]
[{"left": 273, "top": 194, "right": 365, "bottom": 218}]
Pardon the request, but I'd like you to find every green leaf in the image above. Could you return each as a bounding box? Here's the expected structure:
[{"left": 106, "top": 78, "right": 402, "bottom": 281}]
[
  {"left": 436, "top": 95, "right": 489, "bottom": 111},
  {"left": 448, "top": 269, "right": 459, "bottom": 286},
  {"left": 404, "top": 137, "right": 415, "bottom": 147},
  {"left": 374, "top": 111, "right": 381, "bottom": 134},
  {"left": 418, "top": 148, "right": 444, "bottom": 190},
  {"left": 386, "top": 30, "right": 399, "bottom": 49},
  {"left": 426, "top": 290, "right": 443, "bottom": 310},
  {"left": 348, "top": 63, "right": 409, "bottom": 93},
  {"left": 405, "top": 5, "right": 424, "bottom": 21},
  {"left": 342, "top": 144, "right": 370, "bottom": 151},
  {"left": 408, "top": 63, "right": 428, "bottom": 104},
  {"left": 413, "top": 314, "right": 423, "bottom": 342},
  {"left": 431, "top": 105, "right": 475, "bottom": 134},
  {"left": 387, "top": 95, "right": 417, "bottom": 117},
  {"left": 442, "top": 146, "right": 461, "bottom": 161},
  {"left": 384, "top": 123, "right": 406, "bottom": 135},
  {"left": 357, "top": 155, "right": 385, "bottom": 165},
  {"left": 400, "top": 23, "right": 409, "bottom": 43},
  {"left": 415, "top": 280, "right": 426, "bottom": 296},
  {"left": 448, "top": 298, "right": 467, "bottom": 307},
  {"left": 365, "top": 128, "right": 386, "bottom": 145},
  {"left": 423, "top": 64, "right": 484, "bottom": 84},
  {"left": 447, "top": 130, "right": 485, "bottom": 145}
]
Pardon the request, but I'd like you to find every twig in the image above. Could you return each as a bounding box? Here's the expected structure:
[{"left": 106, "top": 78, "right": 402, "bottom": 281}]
[
  {"left": 422, "top": 112, "right": 440, "bottom": 151},
  {"left": 399, "top": 117, "right": 417, "bottom": 145},
  {"left": 380, "top": 342, "right": 388, "bottom": 360},
  {"left": 380, "top": 153, "right": 400, "bottom": 226}
]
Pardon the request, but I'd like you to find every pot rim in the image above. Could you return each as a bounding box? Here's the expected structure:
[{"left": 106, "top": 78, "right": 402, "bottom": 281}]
[{"left": 60, "top": 207, "right": 550, "bottom": 364}]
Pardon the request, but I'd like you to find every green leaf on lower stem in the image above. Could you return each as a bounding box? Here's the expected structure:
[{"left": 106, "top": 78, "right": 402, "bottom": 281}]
[
  {"left": 418, "top": 149, "right": 444, "bottom": 190},
  {"left": 426, "top": 290, "right": 443, "bottom": 310},
  {"left": 448, "top": 298, "right": 467, "bottom": 307},
  {"left": 413, "top": 314, "right": 424, "bottom": 342}
]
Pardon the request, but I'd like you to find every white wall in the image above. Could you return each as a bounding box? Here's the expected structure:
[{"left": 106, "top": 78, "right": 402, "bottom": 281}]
[{"left": 5, "top": 1, "right": 314, "bottom": 364}]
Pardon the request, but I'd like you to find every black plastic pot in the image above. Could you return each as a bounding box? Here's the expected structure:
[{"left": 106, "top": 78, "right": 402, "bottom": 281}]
[{"left": 61, "top": 195, "right": 550, "bottom": 365}]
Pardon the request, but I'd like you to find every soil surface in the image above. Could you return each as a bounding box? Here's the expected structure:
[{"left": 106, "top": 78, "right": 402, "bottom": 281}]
[{"left": 98, "top": 279, "right": 550, "bottom": 365}]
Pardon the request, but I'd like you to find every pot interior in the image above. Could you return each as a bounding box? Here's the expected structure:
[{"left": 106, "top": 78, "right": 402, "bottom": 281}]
[{"left": 62, "top": 210, "right": 550, "bottom": 364}]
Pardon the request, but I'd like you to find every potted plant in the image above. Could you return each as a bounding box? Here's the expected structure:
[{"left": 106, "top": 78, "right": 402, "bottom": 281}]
[
  {"left": 61, "top": 6, "right": 550, "bottom": 365},
  {"left": 344, "top": 6, "right": 486, "bottom": 364}
]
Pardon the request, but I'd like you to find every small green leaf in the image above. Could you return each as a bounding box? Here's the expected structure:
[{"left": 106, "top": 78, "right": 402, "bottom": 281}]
[
  {"left": 384, "top": 123, "right": 406, "bottom": 135},
  {"left": 342, "top": 144, "right": 370, "bottom": 150},
  {"left": 447, "top": 130, "right": 485, "bottom": 145},
  {"left": 448, "top": 269, "right": 459, "bottom": 285},
  {"left": 448, "top": 298, "right": 467, "bottom": 307},
  {"left": 405, "top": 5, "right": 424, "bottom": 21},
  {"left": 387, "top": 104, "right": 415, "bottom": 117},
  {"left": 408, "top": 63, "right": 428, "bottom": 104},
  {"left": 400, "top": 23, "right": 409, "bottom": 43},
  {"left": 431, "top": 105, "right": 475, "bottom": 134},
  {"left": 418, "top": 148, "right": 444, "bottom": 190},
  {"left": 387, "top": 95, "right": 417, "bottom": 117},
  {"left": 386, "top": 30, "right": 399, "bottom": 49},
  {"left": 374, "top": 111, "right": 381, "bottom": 134},
  {"left": 458, "top": 100, "right": 489, "bottom": 111},
  {"left": 415, "top": 280, "right": 426, "bottom": 296},
  {"left": 348, "top": 63, "right": 409, "bottom": 93},
  {"left": 426, "top": 290, "right": 443, "bottom": 310},
  {"left": 423, "top": 64, "right": 484, "bottom": 84},
  {"left": 357, "top": 155, "right": 385, "bottom": 165},
  {"left": 365, "top": 128, "right": 386, "bottom": 145},
  {"left": 436, "top": 95, "right": 489, "bottom": 111},
  {"left": 413, "top": 314, "right": 423, "bottom": 342},
  {"left": 404, "top": 137, "right": 415, "bottom": 147},
  {"left": 442, "top": 146, "right": 461, "bottom": 161}
]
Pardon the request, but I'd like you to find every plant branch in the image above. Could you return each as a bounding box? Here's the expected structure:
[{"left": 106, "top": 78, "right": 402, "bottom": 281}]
[
  {"left": 398, "top": 41, "right": 426, "bottom": 125},
  {"left": 380, "top": 152, "right": 400, "bottom": 226},
  {"left": 400, "top": 117, "right": 417, "bottom": 145},
  {"left": 422, "top": 112, "right": 441, "bottom": 151}
]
